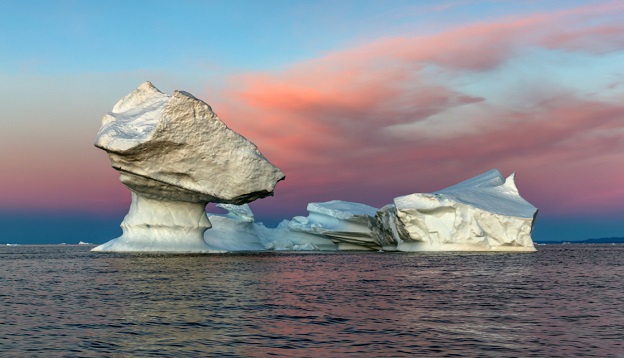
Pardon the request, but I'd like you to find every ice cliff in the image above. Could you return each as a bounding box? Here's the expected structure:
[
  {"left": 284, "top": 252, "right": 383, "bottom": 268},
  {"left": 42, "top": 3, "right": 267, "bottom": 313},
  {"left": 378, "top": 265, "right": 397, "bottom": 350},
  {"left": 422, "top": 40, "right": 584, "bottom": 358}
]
[
  {"left": 280, "top": 201, "right": 380, "bottom": 250},
  {"left": 92, "top": 82, "right": 284, "bottom": 252},
  {"left": 371, "top": 169, "right": 537, "bottom": 252},
  {"left": 204, "top": 204, "right": 337, "bottom": 251}
]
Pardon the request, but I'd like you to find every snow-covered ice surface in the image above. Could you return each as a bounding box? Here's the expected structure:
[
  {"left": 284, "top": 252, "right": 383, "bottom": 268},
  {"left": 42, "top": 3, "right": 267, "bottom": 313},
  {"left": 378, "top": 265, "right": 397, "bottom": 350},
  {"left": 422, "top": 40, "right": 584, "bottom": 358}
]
[
  {"left": 92, "top": 82, "right": 284, "bottom": 253},
  {"left": 371, "top": 169, "right": 537, "bottom": 252}
]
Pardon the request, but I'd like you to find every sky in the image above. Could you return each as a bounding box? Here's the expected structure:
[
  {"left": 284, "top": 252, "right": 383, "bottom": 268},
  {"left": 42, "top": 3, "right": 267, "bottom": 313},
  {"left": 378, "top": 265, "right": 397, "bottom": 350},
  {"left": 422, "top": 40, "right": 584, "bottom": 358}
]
[{"left": 0, "top": 0, "right": 623, "bottom": 244}]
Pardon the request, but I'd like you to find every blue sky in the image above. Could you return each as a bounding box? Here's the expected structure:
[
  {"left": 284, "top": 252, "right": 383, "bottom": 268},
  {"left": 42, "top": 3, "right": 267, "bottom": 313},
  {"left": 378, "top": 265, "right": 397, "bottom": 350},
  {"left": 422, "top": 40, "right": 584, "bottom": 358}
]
[{"left": 2, "top": 1, "right": 599, "bottom": 73}]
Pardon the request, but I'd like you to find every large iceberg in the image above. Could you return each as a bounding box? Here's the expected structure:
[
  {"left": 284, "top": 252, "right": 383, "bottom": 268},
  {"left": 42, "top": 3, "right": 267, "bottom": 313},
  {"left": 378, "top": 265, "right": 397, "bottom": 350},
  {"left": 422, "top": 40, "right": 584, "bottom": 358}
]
[
  {"left": 201, "top": 170, "right": 537, "bottom": 252},
  {"left": 370, "top": 169, "right": 537, "bottom": 251},
  {"left": 93, "top": 82, "right": 284, "bottom": 252},
  {"left": 91, "top": 83, "right": 537, "bottom": 253}
]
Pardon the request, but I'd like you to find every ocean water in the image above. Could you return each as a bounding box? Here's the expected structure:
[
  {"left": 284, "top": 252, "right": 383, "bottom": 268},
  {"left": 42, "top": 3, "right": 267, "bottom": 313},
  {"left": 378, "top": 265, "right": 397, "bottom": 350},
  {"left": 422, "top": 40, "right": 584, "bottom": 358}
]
[{"left": 1, "top": 245, "right": 622, "bottom": 357}]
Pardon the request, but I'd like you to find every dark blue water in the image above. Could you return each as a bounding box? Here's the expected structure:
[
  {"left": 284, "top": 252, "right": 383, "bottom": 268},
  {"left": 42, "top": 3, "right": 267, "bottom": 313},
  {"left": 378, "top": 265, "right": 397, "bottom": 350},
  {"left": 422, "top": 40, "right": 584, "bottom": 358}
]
[{"left": 1, "top": 245, "right": 622, "bottom": 357}]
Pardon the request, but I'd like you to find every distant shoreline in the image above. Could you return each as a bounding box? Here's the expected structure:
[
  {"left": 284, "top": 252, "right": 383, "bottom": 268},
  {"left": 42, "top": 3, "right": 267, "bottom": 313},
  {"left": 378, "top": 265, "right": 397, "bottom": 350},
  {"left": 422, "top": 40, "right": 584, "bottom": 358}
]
[{"left": 534, "top": 237, "right": 624, "bottom": 244}]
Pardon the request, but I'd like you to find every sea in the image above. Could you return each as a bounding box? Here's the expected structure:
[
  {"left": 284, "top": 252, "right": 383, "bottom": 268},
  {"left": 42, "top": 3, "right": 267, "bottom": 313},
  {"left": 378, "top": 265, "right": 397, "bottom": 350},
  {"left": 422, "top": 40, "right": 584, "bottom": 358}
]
[{"left": 1, "top": 244, "right": 622, "bottom": 357}]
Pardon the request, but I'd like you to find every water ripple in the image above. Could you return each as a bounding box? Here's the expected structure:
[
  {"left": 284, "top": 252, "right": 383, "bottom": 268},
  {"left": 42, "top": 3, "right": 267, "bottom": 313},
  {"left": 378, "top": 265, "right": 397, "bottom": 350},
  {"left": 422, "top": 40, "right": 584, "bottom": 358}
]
[{"left": 0, "top": 245, "right": 622, "bottom": 357}]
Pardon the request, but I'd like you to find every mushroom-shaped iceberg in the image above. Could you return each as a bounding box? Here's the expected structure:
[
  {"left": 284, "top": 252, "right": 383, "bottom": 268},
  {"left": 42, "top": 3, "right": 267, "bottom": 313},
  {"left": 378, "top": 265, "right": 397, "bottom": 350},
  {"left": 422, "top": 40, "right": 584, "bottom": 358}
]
[{"left": 92, "top": 82, "right": 284, "bottom": 252}]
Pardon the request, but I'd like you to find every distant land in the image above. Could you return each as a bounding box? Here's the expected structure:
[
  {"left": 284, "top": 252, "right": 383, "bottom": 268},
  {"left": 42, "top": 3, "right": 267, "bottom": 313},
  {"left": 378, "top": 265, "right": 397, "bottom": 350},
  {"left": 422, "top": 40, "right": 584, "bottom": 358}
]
[{"left": 534, "top": 237, "right": 624, "bottom": 244}]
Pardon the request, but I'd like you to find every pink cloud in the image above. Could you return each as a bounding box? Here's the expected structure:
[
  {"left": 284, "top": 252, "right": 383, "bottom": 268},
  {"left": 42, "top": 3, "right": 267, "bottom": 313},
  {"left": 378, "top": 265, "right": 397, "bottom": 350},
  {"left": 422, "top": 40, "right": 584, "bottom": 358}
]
[
  {"left": 541, "top": 25, "right": 624, "bottom": 53},
  {"left": 207, "top": 3, "right": 624, "bottom": 220}
]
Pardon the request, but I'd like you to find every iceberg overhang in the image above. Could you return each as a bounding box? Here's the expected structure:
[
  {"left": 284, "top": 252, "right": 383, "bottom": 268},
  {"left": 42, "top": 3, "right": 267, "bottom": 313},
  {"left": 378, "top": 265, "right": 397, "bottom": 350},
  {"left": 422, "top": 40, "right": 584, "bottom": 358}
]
[{"left": 92, "top": 82, "right": 284, "bottom": 252}]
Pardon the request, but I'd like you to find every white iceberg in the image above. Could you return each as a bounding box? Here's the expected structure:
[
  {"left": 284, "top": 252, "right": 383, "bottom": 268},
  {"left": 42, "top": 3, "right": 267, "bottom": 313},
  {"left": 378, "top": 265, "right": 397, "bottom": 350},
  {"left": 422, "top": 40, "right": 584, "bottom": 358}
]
[
  {"left": 92, "top": 82, "right": 284, "bottom": 253},
  {"left": 204, "top": 204, "right": 265, "bottom": 251},
  {"left": 90, "top": 83, "right": 538, "bottom": 254},
  {"left": 204, "top": 204, "right": 337, "bottom": 251},
  {"left": 200, "top": 171, "right": 537, "bottom": 253},
  {"left": 371, "top": 169, "right": 537, "bottom": 251},
  {"left": 280, "top": 200, "right": 379, "bottom": 250}
]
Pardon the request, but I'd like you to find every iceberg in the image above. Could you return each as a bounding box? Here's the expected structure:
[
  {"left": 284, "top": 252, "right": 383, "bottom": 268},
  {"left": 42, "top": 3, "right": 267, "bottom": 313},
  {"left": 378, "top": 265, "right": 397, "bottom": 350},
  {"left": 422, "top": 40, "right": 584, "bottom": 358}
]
[
  {"left": 204, "top": 200, "right": 376, "bottom": 252},
  {"left": 281, "top": 201, "right": 380, "bottom": 250},
  {"left": 223, "top": 170, "right": 536, "bottom": 252},
  {"left": 204, "top": 204, "right": 337, "bottom": 251},
  {"left": 90, "top": 83, "right": 537, "bottom": 253},
  {"left": 204, "top": 204, "right": 265, "bottom": 251},
  {"left": 370, "top": 169, "right": 537, "bottom": 251},
  {"left": 92, "top": 82, "right": 284, "bottom": 252}
]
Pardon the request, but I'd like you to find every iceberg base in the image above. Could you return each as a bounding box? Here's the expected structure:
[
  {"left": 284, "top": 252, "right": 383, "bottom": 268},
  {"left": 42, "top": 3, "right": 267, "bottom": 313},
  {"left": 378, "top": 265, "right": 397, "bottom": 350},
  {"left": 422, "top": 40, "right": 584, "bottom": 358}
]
[{"left": 92, "top": 192, "right": 214, "bottom": 253}]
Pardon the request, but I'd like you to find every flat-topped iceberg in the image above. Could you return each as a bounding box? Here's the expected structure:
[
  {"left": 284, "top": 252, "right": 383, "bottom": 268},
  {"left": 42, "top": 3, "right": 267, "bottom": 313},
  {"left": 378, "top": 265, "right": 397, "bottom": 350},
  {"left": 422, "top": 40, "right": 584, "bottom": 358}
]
[
  {"left": 371, "top": 169, "right": 537, "bottom": 251},
  {"left": 92, "top": 82, "right": 284, "bottom": 253}
]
